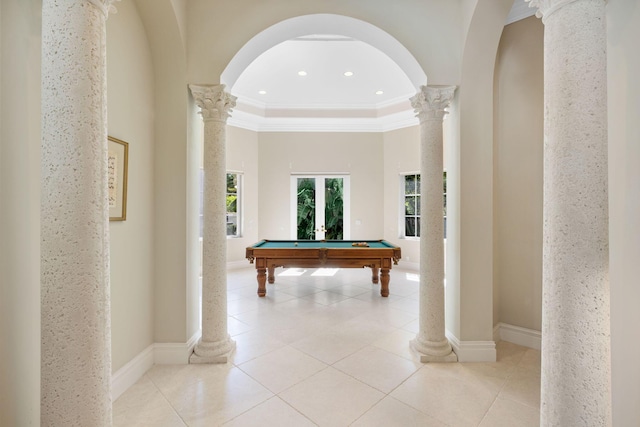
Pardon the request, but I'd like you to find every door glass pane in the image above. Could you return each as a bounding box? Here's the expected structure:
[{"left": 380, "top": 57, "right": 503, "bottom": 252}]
[
  {"left": 324, "top": 178, "right": 344, "bottom": 240},
  {"left": 297, "top": 178, "right": 316, "bottom": 240}
]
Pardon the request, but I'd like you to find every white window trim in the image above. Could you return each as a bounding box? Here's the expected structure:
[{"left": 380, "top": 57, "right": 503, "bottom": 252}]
[{"left": 399, "top": 172, "right": 420, "bottom": 240}]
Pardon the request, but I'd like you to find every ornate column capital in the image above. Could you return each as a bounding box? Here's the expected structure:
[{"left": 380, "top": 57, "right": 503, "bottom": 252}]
[
  {"left": 189, "top": 84, "right": 237, "bottom": 123},
  {"left": 87, "top": 0, "right": 120, "bottom": 17},
  {"left": 411, "top": 85, "right": 456, "bottom": 123},
  {"left": 525, "top": 0, "right": 605, "bottom": 22}
]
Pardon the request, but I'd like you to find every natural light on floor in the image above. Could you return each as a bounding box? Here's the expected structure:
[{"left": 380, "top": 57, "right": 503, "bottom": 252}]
[
  {"left": 277, "top": 268, "right": 340, "bottom": 277},
  {"left": 278, "top": 268, "right": 307, "bottom": 276},
  {"left": 310, "top": 268, "right": 339, "bottom": 277},
  {"left": 405, "top": 272, "right": 420, "bottom": 282}
]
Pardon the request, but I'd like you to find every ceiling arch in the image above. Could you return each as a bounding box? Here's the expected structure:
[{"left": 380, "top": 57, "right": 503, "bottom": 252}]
[
  {"left": 221, "top": 13, "right": 426, "bottom": 132},
  {"left": 221, "top": 13, "right": 427, "bottom": 92}
]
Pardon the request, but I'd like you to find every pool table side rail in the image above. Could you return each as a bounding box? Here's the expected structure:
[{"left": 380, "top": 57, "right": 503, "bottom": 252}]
[{"left": 246, "top": 241, "right": 401, "bottom": 266}]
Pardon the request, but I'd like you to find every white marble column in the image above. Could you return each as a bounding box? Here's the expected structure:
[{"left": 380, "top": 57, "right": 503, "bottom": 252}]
[
  {"left": 189, "top": 84, "right": 236, "bottom": 363},
  {"left": 410, "top": 85, "right": 457, "bottom": 363},
  {"left": 527, "top": 0, "right": 611, "bottom": 425},
  {"left": 41, "top": 0, "right": 117, "bottom": 425}
]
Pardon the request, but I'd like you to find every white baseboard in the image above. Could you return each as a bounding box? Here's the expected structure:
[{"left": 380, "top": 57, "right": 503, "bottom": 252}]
[
  {"left": 154, "top": 330, "right": 201, "bottom": 365},
  {"left": 111, "top": 344, "right": 155, "bottom": 401},
  {"left": 494, "top": 322, "right": 541, "bottom": 350},
  {"left": 112, "top": 331, "right": 201, "bottom": 400},
  {"left": 446, "top": 330, "right": 497, "bottom": 362}
]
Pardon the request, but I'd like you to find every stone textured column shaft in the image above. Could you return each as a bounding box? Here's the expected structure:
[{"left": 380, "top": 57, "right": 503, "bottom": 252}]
[
  {"left": 189, "top": 84, "right": 236, "bottom": 363},
  {"left": 528, "top": 0, "right": 612, "bottom": 424},
  {"left": 410, "top": 86, "right": 457, "bottom": 363},
  {"left": 40, "top": 0, "right": 117, "bottom": 425}
]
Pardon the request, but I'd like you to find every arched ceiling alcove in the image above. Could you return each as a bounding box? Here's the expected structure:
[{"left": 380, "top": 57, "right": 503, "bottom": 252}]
[{"left": 221, "top": 14, "right": 427, "bottom": 132}]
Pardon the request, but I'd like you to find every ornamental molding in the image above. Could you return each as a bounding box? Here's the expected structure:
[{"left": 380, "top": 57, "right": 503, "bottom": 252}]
[
  {"left": 525, "top": 0, "right": 604, "bottom": 22},
  {"left": 411, "top": 85, "right": 456, "bottom": 123},
  {"left": 87, "top": 0, "right": 120, "bottom": 17},
  {"left": 190, "top": 84, "right": 237, "bottom": 123}
]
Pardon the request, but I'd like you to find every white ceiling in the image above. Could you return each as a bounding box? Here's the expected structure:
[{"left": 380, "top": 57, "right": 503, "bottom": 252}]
[
  {"left": 228, "top": 1, "right": 535, "bottom": 132},
  {"left": 232, "top": 35, "right": 416, "bottom": 109}
]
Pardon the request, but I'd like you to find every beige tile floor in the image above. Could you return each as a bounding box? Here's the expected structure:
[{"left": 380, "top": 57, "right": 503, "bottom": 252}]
[{"left": 114, "top": 267, "right": 541, "bottom": 426}]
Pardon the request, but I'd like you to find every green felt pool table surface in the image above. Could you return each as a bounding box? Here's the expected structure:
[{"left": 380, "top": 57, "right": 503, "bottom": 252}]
[{"left": 250, "top": 239, "right": 396, "bottom": 249}]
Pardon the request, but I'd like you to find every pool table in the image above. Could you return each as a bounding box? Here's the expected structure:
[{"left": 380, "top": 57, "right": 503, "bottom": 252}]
[{"left": 245, "top": 240, "right": 401, "bottom": 297}]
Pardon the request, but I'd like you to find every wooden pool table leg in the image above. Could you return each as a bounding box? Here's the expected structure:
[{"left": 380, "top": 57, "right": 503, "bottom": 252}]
[
  {"left": 371, "top": 267, "right": 379, "bottom": 284},
  {"left": 380, "top": 268, "right": 390, "bottom": 297},
  {"left": 268, "top": 265, "right": 275, "bottom": 284},
  {"left": 257, "top": 267, "right": 267, "bottom": 297}
]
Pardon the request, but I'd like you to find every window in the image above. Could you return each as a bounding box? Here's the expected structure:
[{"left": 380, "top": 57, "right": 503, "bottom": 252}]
[
  {"left": 401, "top": 172, "right": 447, "bottom": 238},
  {"left": 199, "top": 170, "right": 243, "bottom": 238},
  {"left": 402, "top": 174, "right": 421, "bottom": 238},
  {"left": 226, "top": 172, "right": 242, "bottom": 237}
]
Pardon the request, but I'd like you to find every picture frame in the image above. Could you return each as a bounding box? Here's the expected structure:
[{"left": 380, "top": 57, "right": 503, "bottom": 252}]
[{"left": 108, "top": 136, "right": 129, "bottom": 221}]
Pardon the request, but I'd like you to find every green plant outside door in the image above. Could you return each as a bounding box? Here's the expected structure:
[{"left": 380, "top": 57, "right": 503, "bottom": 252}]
[{"left": 295, "top": 176, "right": 347, "bottom": 240}]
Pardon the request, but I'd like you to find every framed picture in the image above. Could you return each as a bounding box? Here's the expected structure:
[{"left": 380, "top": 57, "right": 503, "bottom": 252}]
[{"left": 108, "top": 136, "right": 129, "bottom": 221}]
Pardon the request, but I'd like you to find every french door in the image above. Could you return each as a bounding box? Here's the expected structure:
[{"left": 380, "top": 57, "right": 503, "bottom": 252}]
[{"left": 291, "top": 175, "right": 350, "bottom": 240}]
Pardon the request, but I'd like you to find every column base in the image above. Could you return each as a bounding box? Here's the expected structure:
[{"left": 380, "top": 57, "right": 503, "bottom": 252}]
[
  {"left": 410, "top": 336, "right": 458, "bottom": 363},
  {"left": 189, "top": 336, "right": 236, "bottom": 364}
]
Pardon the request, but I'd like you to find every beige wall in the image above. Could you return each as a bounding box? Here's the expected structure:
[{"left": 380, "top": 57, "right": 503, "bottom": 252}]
[
  {"left": 449, "top": 0, "right": 513, "bottom": 345},
  {"left": 107, "top": 1, "right": 156, "bottom": 373},
  {"left": 382, "top": 126, "right": 421, "bottom": 267},
  {"left": 227, "top": 126, "right": 260, "bottom": 263},
  {"left": 608, "top": 2, "right": 640, "bottom": 424},
  {"left": 135, "top": 0, "right": 191, "bottom": 344},
  {"left": 0, "top": 0, "right": 41, "bottom": 424},
  {"left": 493, "top": 17, "right": 544, "bottom": 332},
  {"left": 257, "top": 132, "right": 384, "bottom": 242}
]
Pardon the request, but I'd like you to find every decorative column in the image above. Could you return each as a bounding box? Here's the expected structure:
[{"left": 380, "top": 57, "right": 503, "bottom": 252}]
[
  {"left": 410, "top": 85, "right": 457, "bottom": 363},
  {"left": 189, "top": 84, "right": 236, "bottom": 363},
  {"left": 527, "top": 0, "right": 611, "bottom": 425},
  {"left": 41, "top": 0, "right": 118, "bottom": 425}
]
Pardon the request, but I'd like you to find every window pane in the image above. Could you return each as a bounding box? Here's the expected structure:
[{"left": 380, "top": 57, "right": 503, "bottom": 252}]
[
  {"left": 226, "top": 214, "right": 238, "bottom": 236},
  {"left": 405, "top": 217, "right": 417, "bottom": 237},
  {"left": 227, "top": 174, "right": 237, "bottom": 194},
  {"left": 416, "top": 195, "right": 421, "bottom": 216},
  {"left": 416, "top": 174, "right": 421, "bottom": 194},
  {"left": 226, "top": 194, "right": 237, "bottom": 213},
  {"left": 405, "top": 175, "right": 416, "bottom": 194},
  {"left": 405, "top": 196, "right": 416, "bottom": 215},
  {"left": 416, "top": 219, "right": 421, "bottom": 237},
  {"left": 443, "top": 194, "right": 447, "bottom": 217}
]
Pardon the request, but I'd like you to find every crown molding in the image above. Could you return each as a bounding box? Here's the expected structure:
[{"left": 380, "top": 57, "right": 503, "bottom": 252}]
[
  {"left": 506, "top": 0, "right": 537, "bottom": 25},
  {"left": 230, "top": 96, "right": 418, "bottom": 132},
  {"left": 228, "top": 107, "right": 418, "bottom": 133}
]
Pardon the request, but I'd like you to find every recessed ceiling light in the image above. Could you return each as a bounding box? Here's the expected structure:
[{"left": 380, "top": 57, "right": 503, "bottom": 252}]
[
  {"left": 375, "top": 90, "right": 384, "bottom": 95},
  {"left": 343, "top": 71, "right": 354, "bottom": 77},
  {"left": 298, "top": 70, "right": 307, "bottom": 76},
  {"left": 258, "top": 90, "right": 267, "bottom": 95}
]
